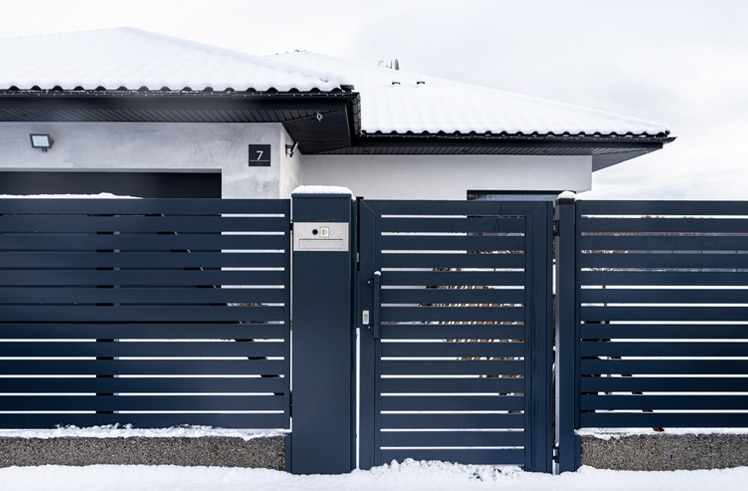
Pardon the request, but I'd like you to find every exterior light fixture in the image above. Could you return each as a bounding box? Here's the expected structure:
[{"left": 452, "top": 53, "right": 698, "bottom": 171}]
[
  {"left": 286, "top": 141, "right": 299, "bottom": 157},
  {"left": 30, "top": 134, "right": 53, "bottom": 152}
]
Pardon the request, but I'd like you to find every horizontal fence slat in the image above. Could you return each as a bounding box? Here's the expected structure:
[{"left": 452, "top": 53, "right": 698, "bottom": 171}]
[
  {"left": 382, "top": 252, "right": 525, "bottom": 270},
  {"left": 0, "top": 251, "right": 287, "bottom": 269},
  {"left": 578, "top": 252, "right": 748, "bottom": 270},
  {"left": 382, "top": 234, "right": 526, "bottom": 252},
  {"left": 0, "top": 287, "right": 287, "bottom": 306},
  {"left": 381, "top": 306, "right": 525, "bottom": 323},
  {"left": 579, "top": 341, "right": 748, "bottom": 357},
  {"left": 382, "top": 359, "right": 525, "bottom": 376},
  {"left": 0, "top": 395, "right": 285, "bottom": 411},
  {"left": 380, "top": 324, "right": 525, "bottom": 340},
  {"left": 576, "top": 200, "right": 748, "bottom": 217},
  {"left": 381, "top": 341, "right": 525, "bottom": 358},
  {"left": 0, "top": 215, "right": 289, "bottom": 234},
  {"left": 577, "top": 234, "right": 748, "bottom": 251},
  {"left": 0, "top": 305, "right": 286, "bottom": 323},
  {"left": 578, "top": 270, "right": 748, "bottom": 287},
  {"left": 383, "top": 271, "right": 526, "bottom": 287},
  {"left": 580, "top": 323, "right": 748, "bottom": 339},
  {"left": 381, "top": 287, "right": 525, "bottom": 306},
  {"left": 381, "top": 430, "right": 525, "bottom": 447},
  {"left": 579, "top": 376, "right": 748, "bottom": 392},
  {"left": 381, "top": 395, "right": 523, "bottom": 411},
  {"left": 578, "top": 288, "right": 748, "bottom": 305},
  {"left": 578, "top": 217, "right": 748, "bottom": 234},
  {"left": 579, "top": 412, "right": 748, "bottom": 428},
  {"left": 0, "top": 376, "right": 285, "bottom": 393},
  {"left": 381, "top": 412, "right": 524, "bottom": 429},
  {"left": 0, "top": 233, "right": 287, "bottom": 252},
  {"left": 579, "top": 359, "right": 748, "bottom": 375},
  {"left": 0, "top": 340, "right": 285, "bottom": 358},
  {"left": 382, "top": 216, "right": 526, "bottom": 234},
  {"left": 0, "top": 360, "right": 286, "bottom": 376},
  {"left": 0, "top": 270, "right": 286, "bottom": 287},
  {"left": 0, "top": 323, "right": 287, "bottom": 340},
  {"left": 580, "top": 395, "right": 748, "bottom": 411},
  {"left": 380, "top": 448, "right": 524, "bottom": 466},
  {"left": 0, "top": 412, "right": 288, "bottom": 430},
  {"left": 580, "top": 306, "right": 748, "bottom": 322},
  {"left": 381, "top": 377, "right": 525, "bottom": 394},
  {"left": 0, "top": 198, "right": 289, "bottom": 216},
  {"left": 366, "top": 199, "right": 547, "bottom": 217}
]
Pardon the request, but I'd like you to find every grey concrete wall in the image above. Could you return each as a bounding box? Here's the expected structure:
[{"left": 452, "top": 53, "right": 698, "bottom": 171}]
[
  {"left": 581, "top": 434, "right": 748, "bottom": 471},
  {"left": 0, "top": 436, "right": 286, "bottom": 469}
]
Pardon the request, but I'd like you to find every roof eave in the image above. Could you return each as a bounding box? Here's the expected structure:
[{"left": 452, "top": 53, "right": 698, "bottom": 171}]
[
  {"left": 318, "top": 133, "right": 674, "bottom": 163},
  {"left": 0, "top": 89, "right": 361, "bottom": 154}
]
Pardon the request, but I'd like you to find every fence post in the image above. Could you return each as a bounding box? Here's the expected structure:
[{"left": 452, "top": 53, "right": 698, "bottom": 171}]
[
  {"left": 554, "top": 193, "right": 581, "bottom": 473},
  {"left": 289, "top": 188, "right": 355, "bottom": 474}
]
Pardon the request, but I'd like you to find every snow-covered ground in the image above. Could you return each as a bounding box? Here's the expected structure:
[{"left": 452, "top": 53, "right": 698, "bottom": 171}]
[
  {"left": 1, "top": 461, "right": 747, "bottom": 491},
  {"left": 1, "top": 427, "right": 746, "bottom": 489}
]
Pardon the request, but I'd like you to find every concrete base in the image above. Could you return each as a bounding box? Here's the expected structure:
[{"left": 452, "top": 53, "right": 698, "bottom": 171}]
[
  {"left": 0, "top": 436, "right": 285, "bottom": 469},
  {"left": 581, "top": 434, "right": 748, "bottom": 471}
]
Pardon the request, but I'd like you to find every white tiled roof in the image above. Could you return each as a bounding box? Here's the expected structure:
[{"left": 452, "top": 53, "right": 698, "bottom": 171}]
[
  {"left": 0, "top": 28, "right": 345, "bottom": 92},
  {"left": 273, "top": 51, "right": 671, "bottom": 138},
  {"left": 0, "top": 28, "right": 670, "bottom": 138}
]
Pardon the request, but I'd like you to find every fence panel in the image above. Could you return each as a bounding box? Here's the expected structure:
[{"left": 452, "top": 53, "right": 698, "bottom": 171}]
[
  {"left": 575, "top": 200, "right": 748, "bottom": 429},
  {"left": 0, "top": 198, "right": 291, "bottom": 429}
]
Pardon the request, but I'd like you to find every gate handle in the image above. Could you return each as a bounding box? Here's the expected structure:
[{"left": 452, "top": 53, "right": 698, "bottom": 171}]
[{"left": 371, "top": 271, "right": 381, "bottom": 339}]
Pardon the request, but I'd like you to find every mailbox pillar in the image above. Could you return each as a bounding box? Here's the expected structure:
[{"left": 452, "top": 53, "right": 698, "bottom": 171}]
[{"left": 289, "top": 188, "right": 355, "bottom": 474}]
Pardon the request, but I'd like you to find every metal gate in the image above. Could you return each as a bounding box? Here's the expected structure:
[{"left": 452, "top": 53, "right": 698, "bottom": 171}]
[{"left": 357, "top": 200, "right": 554, "bottom": 471}]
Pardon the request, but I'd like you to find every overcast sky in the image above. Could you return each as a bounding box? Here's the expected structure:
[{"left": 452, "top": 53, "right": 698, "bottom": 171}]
[{"left": 2, "top": 0, "right": 746, "bottom": 199}]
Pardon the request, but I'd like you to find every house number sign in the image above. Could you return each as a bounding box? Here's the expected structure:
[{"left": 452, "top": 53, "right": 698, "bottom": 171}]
[{"left": 248, "top": 144, "right": 271, "bottom": 166}]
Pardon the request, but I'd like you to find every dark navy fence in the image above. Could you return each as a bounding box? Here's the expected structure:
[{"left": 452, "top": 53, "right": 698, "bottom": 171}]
[
  {"left": 2, "top": 195, "right": 748, "bottom": 474},
  {"left": 0, "top": 198, "right": 291, "bottom": 429},
  {"left": 556, "top": 199, "right": 748, "bottom": 472}
]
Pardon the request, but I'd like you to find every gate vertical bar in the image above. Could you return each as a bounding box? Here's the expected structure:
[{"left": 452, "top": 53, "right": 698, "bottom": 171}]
[
  {"left": 357, "top": 200, "right": 379, "bottom": 470},
  {"left": 554, "top": 194, "right": 580, "bottom": 472},
  {"left": 290, "top": 190, "right": 355, "bottom": 474},
  {"left": 525, "top": 201, "right": 554, "bottom": 473}
]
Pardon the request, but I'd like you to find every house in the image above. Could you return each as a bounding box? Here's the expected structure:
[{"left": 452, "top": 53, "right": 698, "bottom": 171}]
[{"left": 0, "top": 28, "right": 673, "bottom": 199}]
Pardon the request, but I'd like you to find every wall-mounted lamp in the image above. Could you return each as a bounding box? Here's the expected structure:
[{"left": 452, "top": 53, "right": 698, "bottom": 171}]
[
  {"left": 286, "top": 141, "right": 300, "bottom": 158},
  {"left": 30, "top": 134, "right": 53, "bottom": 152}
]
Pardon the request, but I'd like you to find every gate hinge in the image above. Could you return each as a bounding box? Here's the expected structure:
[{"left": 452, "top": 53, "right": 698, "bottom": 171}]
[
  {"left": 552, "top": 445, "right": 560, "bottom": 462},
  {"left": 552, "top": 220, "right": 560, "bottom": 237}
]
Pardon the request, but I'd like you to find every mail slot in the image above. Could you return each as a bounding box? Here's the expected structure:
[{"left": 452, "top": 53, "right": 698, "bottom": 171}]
[{"left": 294, "top": 222, "right": 349, "bottom": 252}]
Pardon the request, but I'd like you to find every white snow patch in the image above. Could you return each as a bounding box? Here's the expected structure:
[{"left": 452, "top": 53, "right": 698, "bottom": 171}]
[
  {"left": 0, "top": 424, "right": 283, "bottom": 441},
  {"left": 292, "top": 185, "right": 354, "bottom": 196},
  {"left": 557, "top": 190, "right": 577, "bottom": 200},
  {"left": 1, "top": 461, "right": 747, "bottom": 491},
  {"left": 577, "top": 427, "right": 748, "bottom": 440}
]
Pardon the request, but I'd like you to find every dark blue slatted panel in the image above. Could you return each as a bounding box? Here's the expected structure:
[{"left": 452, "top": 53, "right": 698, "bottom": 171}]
[
  {"left": 359, "top": 199, "right": 553, "bottom": 471},
  {"left": 575, "top": 200, "right": 748, "bottom": 429},
  {"left": 0, "top": 198, "right": 291, "bottom": 429}
]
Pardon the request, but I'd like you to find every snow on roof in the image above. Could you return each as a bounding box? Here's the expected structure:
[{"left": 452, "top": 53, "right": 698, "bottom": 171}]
[
  {"left": 0, "top": 28, "right": 670, "bottom": 139},
  {"left": 272, "top": 51, "right": 671, "bottom": 138},
  {"left": 0, "top": 28, "right": 346, "bottom": 92}
]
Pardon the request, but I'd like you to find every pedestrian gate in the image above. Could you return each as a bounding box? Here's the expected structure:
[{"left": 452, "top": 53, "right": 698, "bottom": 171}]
[{"left": 357, "top": 200, "right": 554, "bottom": 471}]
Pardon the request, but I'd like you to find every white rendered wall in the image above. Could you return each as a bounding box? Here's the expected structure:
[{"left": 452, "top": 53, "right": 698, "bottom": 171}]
[
  {"left": 0, "top": 122, "right": 593, "bottom": 199},
  {"left": 0, "top": 122, "right": 286, "bottom": 198},
  {"left": 294, "top": 154, "right": 592, "bottom": 199}
]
